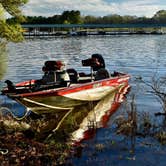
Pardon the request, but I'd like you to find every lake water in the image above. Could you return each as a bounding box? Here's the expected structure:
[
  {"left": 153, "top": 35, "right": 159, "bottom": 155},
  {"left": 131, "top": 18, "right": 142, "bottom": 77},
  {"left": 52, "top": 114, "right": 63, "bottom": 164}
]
[
  {"left": 2, "top": 35, "right": 166, "bottom": 112},
  {"left": 0, "top": 35, "right": 166, "bottom": 165}
]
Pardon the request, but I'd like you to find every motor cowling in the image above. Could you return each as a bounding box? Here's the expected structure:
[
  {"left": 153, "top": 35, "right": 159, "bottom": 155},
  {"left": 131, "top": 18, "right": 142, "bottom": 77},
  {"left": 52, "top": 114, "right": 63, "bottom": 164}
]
[{"left": 42, "top": 60, "right": 65, "bottom": 72}]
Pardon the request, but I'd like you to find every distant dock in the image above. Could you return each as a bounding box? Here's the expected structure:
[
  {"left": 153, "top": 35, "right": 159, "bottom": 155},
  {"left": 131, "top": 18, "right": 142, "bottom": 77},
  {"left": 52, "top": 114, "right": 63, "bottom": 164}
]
[{"left": 22, "top": 23, "right": 166, "bottom": 38}]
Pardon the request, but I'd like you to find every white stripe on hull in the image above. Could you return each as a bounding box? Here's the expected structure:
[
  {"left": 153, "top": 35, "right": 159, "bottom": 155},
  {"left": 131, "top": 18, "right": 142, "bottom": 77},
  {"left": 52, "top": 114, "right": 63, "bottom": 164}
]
[{"left": 63, "top": 86, "right": 115, "bottom": 101}]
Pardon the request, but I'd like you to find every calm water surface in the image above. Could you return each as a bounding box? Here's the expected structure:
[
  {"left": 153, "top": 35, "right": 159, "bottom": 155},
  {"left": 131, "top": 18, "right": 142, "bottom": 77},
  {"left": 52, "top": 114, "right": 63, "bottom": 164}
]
[{"left": 1, "top": 35, "right": 166, "bottom": 165}]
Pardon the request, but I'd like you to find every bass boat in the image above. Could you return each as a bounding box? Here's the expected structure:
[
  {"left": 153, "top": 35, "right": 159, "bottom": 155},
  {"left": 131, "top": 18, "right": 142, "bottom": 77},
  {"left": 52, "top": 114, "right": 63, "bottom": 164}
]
[{"left": 1, "top": 54, "right": 130, "bottom": 114}]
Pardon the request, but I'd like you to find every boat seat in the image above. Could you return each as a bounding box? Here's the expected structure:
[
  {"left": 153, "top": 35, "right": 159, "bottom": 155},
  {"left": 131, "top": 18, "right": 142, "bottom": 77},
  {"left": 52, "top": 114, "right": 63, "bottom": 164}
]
[{"left": 66, "top": 68, "right": 78, "bottom": 83}]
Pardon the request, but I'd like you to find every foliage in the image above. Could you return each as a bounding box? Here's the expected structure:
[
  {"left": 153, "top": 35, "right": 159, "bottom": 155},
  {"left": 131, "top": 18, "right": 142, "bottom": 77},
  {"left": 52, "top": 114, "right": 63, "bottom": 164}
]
[
  {"left": 0, "top": 1, "right": 28, "bottom": 80},
  {"left": 60, "top": 10, "right": 83, "bottom": 24},
  {"left": 0, "top": 113, "right": 70, "bottom": 165},
  {"left": 17, "top": 10, "right": 166, "bottom": 25},
  {"left": 21, "top": 10, "right": 83, "bottom": 25},
  {"left": 0, "top": 0, "right": 28, "bottom": 20},
  {"left": 0, "top": 0, "right": 28, "bottom": 42},
  {"left": 115, "top": 94, "right": 166, "bottom": 146},
  {"left": 0, "top": 21, "right": 25, "bottom": 42},
  {"left": 153, "top": 10, "right": 166, "bottom": 23}
]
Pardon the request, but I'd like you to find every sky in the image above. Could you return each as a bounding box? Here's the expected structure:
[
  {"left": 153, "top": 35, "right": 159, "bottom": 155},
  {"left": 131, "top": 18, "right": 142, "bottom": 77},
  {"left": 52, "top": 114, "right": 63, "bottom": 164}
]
[{"left": 22, "top": 0, "right": 166, "bottom": 18}]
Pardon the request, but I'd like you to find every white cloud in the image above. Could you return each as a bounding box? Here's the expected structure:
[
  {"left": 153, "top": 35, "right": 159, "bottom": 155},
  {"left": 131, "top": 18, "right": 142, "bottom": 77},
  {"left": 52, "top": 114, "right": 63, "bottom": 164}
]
[
  {"left": 22, "top": 0, "right": 166, "bottom": 17},
  {"left": 119, "top": 0, "right": 163, "bottom": 17}
]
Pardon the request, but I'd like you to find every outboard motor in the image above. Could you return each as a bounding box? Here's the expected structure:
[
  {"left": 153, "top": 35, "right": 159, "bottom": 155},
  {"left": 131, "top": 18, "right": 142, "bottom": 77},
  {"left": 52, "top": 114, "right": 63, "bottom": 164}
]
[
  {"left": 42, "top": 60, "right": 65, "bottom": 72},
  {"left": 41, "top": 60, "right": 69, "bottom": 85}
]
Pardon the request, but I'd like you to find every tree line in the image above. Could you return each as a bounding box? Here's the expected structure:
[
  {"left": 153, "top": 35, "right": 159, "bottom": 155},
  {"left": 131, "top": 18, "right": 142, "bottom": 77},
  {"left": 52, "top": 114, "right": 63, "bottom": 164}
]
[
  {"left": 0, "top": 0, "right": 28, "bottom": 42},
  {"left": 7, "top": 10, "right": 166, "bottom": 25}
]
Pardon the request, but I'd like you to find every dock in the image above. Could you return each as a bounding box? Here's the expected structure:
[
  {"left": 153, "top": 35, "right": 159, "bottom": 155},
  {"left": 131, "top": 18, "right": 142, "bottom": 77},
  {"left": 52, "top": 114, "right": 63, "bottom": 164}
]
[{"left": 22, "top": 23, "right": 166, "bottom": 38}]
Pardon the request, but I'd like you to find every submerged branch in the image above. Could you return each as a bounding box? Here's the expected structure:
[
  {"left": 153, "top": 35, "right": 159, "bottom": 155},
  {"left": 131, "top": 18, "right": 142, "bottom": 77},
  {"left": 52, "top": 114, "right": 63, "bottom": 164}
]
[{"left": 140, "top": 76, "right": 166, "bottom": 112}]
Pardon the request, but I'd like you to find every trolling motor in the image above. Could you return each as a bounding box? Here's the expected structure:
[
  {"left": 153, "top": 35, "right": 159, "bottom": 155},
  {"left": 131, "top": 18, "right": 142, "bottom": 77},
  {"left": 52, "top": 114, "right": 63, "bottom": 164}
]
[
  {"left": 82, "top": 54, "right": 105, "bottom": 70},
  {"left": 82, "top": 54, "right": 109, "bottom": 80}
]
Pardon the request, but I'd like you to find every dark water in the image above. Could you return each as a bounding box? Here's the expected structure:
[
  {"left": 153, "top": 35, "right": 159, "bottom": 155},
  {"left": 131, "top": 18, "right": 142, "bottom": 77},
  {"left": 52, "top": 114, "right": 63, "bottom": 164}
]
[{"left": 0, "top": 35, "right": 166, "bottom": 165}]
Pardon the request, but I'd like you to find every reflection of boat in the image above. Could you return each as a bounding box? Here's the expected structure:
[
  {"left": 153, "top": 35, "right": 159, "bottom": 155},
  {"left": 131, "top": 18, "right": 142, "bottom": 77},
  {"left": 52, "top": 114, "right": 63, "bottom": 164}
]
[
  {"left": 1, "top": 54, "right": 130, "bottom": 114},
  {"left": 70, "top": 83, "right": 130, "bottom": 143},
  {"left": 35, "top": 82, "right": 130, "bottom": 141}
]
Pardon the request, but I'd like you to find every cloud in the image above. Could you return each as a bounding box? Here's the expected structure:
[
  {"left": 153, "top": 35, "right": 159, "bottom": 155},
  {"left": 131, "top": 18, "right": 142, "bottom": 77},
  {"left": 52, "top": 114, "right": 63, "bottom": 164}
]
[
  {"left": 118, "top": 0, "right": 164, "bottom": 17},
  {"left": 22, "top": 0, "right": 166, "bottom": 17}
]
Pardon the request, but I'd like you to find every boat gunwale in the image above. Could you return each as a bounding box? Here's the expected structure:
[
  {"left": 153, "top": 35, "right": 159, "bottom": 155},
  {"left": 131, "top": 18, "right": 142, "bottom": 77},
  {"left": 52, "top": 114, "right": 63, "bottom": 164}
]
[{"left": 14, "top": 74, "right": 130, "bottom": 97}]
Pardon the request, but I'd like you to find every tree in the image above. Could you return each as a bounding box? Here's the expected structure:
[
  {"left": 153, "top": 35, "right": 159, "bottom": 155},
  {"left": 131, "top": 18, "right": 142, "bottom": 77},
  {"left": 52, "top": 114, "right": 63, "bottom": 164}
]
[
  {"left": 83, "top": 15, "right": 97, "bottom": 24},
  {"left": 0, "top": 0, "right": 28, "bottom": 42},
  {"left": 153, "top": 10, "right": 166, "bottom": 23},
  {"left": 0, "top": 0, "right": 28, "bottom": 80},
  {"left": 60, "top": 10, "right": 83, "bottom": 24}
]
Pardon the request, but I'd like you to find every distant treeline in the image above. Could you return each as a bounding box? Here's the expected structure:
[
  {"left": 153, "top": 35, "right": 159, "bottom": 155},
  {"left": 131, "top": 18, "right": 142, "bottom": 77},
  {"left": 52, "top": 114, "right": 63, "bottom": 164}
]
[{"left": 7, "top": 10, "right": 166, "bottom": 25}]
